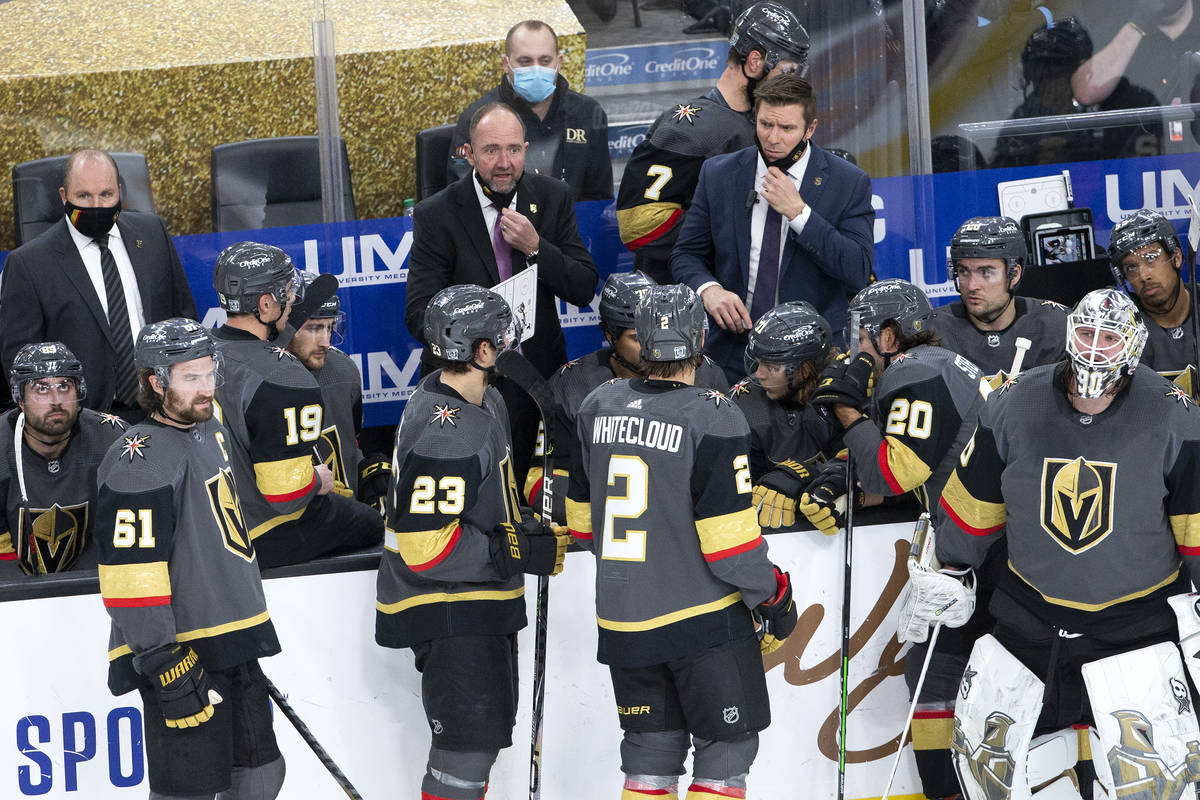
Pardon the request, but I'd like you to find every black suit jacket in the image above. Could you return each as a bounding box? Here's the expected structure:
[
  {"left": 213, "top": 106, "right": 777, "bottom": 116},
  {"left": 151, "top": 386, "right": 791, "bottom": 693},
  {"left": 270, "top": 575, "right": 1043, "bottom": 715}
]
[
  {"left": 405, "top": 172, "right": 598, "bottom": 378},
  {"left": 0, "top": 212, "right": 198, "bottom": 411}
]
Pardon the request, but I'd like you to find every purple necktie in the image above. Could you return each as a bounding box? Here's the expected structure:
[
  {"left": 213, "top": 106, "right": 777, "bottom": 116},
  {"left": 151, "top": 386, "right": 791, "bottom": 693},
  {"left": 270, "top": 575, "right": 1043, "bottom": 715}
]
[
  {"left": 751, "top": 206, "right": 782, "bottom": 319},
  {"left": 492, "top": 205, "right": 513, "bottom": 281}
]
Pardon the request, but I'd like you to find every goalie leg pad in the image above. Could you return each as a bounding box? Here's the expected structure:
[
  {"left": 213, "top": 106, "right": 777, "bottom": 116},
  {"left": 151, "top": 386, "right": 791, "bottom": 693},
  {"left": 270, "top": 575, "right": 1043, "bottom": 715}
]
[
  {"left": 1169, "top": 593, "right": 1200, "bottom": 692},
  {"left": 1082, "top": 641, "right": 1200, "bottom": 800},
  {"left": 421, "top": 747, "right": 496, "bottom": 800},
  {"left": 953, "top": 634, "right": 1046, "bottom": 800}
]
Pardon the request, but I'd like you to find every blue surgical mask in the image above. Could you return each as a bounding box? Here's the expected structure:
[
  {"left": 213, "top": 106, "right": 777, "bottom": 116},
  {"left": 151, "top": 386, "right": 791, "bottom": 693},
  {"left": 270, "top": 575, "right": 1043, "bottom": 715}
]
[{"left": 511, "top": 65, "right": 557, "bottom": 103}]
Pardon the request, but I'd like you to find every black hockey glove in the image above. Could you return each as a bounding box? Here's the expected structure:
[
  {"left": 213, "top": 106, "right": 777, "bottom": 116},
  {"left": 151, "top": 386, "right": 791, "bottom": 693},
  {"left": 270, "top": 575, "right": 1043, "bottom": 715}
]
[
  {"left": 751, "top": 456, "right": 821, "bottom": 529},
  {"left": 136, "top": 644, "right": 223, "bottom": 729},
  {"left": 810, "top": 352, "right": 875, "bottom": 411},
  {"left": 799, "top": 461, "right": 850, "bottom": 536},
  {"left": 754, "top": 567, "right": 798, "bottom": 655},
  {"left": 489, "top": 517, "right": 569, "bottom": 579},
  {"left": 357, "top": 455, "right": 393, "bottom": 514}
]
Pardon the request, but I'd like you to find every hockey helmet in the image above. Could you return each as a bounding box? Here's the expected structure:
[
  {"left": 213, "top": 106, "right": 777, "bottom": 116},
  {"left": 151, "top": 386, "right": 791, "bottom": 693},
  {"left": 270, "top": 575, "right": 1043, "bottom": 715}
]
[
  {"left": 423, "top": 285, "right": 519, "bottom": 363},
  {"left": 135, "top": 318, "right": 224, "bottom": 388},
  {"left": 213, "top": 241, "right": 305, "bottom": 314},
  {"left": 1108, "top": 209, "right": 1182, "bottom": 285},
  {"left": 846, "top": 279, "right": 933, "bottom": 352},
  {"left": 599, "top": 271, "right": 657, "bottom": 334},
  {"left": 290, "top": 272, "right": 346, "bottom": 345},
  {"left": 949, "top": 216, "right": 1027, "bottom": 290},
  {"left": 10, "top": 342, "right": 86, "bottom": 404},
  {"left": 729, "top": 2, "right": 810, "bottom": 74},
  {"left": 744, "top": 301, "right": 831, "bottom": 380},
  {"left": 1065, "top": 288, "right": 1146, "bottom": 399},
  {"left": 636, "top": 284, "right": 706, "bottom": 362},
  {"left": 1021, "top": 17, "right": 1093, "bottom": 84}
]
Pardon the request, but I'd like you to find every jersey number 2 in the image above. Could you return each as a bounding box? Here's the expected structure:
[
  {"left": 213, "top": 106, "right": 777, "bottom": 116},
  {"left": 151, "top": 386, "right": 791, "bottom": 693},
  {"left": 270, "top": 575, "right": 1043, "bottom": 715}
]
[{"left": 601, "top": 455, "right": 648, "bottom": 562}]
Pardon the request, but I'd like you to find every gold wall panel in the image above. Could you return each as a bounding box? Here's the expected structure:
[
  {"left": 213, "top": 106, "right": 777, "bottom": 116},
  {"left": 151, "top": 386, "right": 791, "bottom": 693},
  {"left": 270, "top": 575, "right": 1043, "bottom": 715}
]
[{"left": 0, "top": 0, "right": 585, "bottom": 251}]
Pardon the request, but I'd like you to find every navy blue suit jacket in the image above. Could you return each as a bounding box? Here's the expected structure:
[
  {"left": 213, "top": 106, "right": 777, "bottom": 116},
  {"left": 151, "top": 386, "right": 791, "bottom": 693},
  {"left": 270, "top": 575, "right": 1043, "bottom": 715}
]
[{"left": 670, "top": 143, "right": 875, "bottom": 380}]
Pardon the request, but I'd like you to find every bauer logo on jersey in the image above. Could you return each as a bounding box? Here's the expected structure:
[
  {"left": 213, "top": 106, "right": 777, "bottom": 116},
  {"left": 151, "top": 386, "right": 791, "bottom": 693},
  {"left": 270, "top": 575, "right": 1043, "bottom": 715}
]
[
  {"left": 18, "top": 503, "right": 88, "bottom": 574},
  {"left": 1039, "top": 457, "right": 1116, "bottom": 553}
]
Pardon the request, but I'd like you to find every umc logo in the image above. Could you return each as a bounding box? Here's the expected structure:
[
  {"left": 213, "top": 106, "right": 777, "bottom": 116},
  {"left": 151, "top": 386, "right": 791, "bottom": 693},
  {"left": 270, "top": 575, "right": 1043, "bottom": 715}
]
[
  {"left": 1039, "top": 456, "right": 1116, "bottom": 554},
  {"left": 301, "top": 232, "right": 411, "bottom": 287},
  {"left": 1105, "top": 169, "right": 1200, "bottom": 222},
  {"left": 346, "top": 350, "right": 424, "bottom": 403}
]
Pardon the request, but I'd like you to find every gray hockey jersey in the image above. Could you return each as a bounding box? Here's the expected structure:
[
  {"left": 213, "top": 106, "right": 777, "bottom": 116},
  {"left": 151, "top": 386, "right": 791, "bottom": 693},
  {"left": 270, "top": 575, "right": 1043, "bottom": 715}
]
[
  {"left": 1138, "top": 293, "right": 1200, "bottom": 393},
  {"left": 567, "top": 378, "right": 776, "bottom": 668},
  {"left": 937, "top": 363, "right": 1200, "bottom": 634},
  {"left": 212, "top": 326, "right": 323, "bottom": 541},
  {"left": 931, "top": 297, "right": 1068, "bottom": 387},
  {"left": 97, "top": 418, "right": 279, "bottom": 694},
  {"left": 0, "top": 408, "right": 126, "bottom": 573},
  {"left": 310, "top": 347, "right": 364, "bottom": 496},
  {"left": 376, "top": 374, "right": 526, "bottom": 649},
  {"left": 729, "top": 378, "right": 842, "bottom": 480},
  {"left": 843, "top": 345, "right": 989, "bottom": 511}
]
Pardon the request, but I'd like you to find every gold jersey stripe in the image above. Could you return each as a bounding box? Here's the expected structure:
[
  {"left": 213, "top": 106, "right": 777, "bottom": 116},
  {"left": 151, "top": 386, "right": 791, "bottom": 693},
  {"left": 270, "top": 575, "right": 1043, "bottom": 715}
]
[
  {"left": 248, "top": 506, "right": 307, "bottom": 540},
  {"left": 1171, "top": 512, "right": 1200, "bottom": 549},
  {"left": 0, "top": 531, "right": 12, "bottom": 555},
  {"left": 598, "top": 591, "right": 743, "bottom": 632},
  {"left": 254, "top": 455, "right": 315, "bottom": 499},
  {"left": 616, "top": 203, "right": 683, "bottom": 245},
  {"left": 376, "top": 586, "right": 525, "bottom": 615},
  {"left": 383, "top": 520, "right": 460, "bottom": 570},
  {"left": 1009, "top": 560, "right": 1180, "bottom": 611},
  {"left": 879, "top": 436, "right": 933, "bottom": 494},
  {"left": 108, "top": 609, "right": 272, "bottom": 660},
  {"left": 911, "top": 713, "right": 954, "bottom": 750},
  {"left": 696, "top": 507, "right": 761, "bottom": 558},
  {"left": 566, "top": 497, "right": 592, "bottom": 535},
  {"left": 940, "top": 470, "right": 1006, "bottom": 535},
  {"left": 524, "top": 465, "right": 545, "bottom": 506},
  {"left": 99, "top": 561, "right": 171, "bottom": 599}
]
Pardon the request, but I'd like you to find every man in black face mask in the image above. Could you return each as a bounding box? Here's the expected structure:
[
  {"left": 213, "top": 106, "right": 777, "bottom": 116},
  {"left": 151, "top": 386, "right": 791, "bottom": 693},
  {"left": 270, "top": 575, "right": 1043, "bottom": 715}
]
[
  {"left": 0, "top": 149, "right": 197, "bottom": 422},
  {"left": 670, "top": 73, "right": 875, "bottom": 383}
]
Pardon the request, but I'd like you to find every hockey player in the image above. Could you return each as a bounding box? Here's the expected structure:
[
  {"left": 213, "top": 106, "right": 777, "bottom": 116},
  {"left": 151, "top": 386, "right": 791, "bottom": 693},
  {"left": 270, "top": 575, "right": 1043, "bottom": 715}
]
[
  {"left": 614, "top": 1, "right": 809, "bottom": 283},
  {"left": 286, "top": 276, "right": 391, "bottom": 512},
  {"left": 733, "top": 300, "right": 842, "bottom": 529},
  {"left": 566, "top": 283, "right": 797, "bottom": 800},
  {"left": 1109, "top": 208, "right": 1199, "bottom": 391},
  {"left": 523, "top": 270, "right": 728, "bottom": 517},
  {"left": 211, "top": 242, "right": 382, "bottom": 568},
  {"left": 799, "top": 279, "right": 990, "bottom": 800},
  {"left": 97, "top": 318, "right": 284, "bottom": 799},
  {"left": 0, "top": 342, "right": 126, "bottom": 573},
  {"left": 377, "top": 285, "right": 570, "bottom": 800},
  {"left": 930, "top": 288, "right": 1200, "bottom": 800},
  {"left": 932, "top": 216, "right": 1068, "bottom": 386}
]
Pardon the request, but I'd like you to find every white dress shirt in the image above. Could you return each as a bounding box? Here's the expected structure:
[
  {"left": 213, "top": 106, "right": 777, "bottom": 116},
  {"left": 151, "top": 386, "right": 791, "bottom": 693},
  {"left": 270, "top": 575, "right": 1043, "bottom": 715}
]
[
  {"left": 745, "top": 145, "right": 813, "bottom": 311},
  {"left": 64, "top": 216, "right": 146, "bottom": 343},
  {"left": 471, "top": 173, "right": 520, "bottom": 246}
]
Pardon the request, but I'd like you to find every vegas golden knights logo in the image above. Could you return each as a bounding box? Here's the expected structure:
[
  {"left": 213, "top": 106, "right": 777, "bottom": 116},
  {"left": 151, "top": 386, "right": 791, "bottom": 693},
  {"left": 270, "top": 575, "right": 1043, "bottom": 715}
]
[
  {"left": 951, "top": 712, "right": 1017, "bottom": 800},
  {"left": 1039, "top": 457, "right": 1116, "bottom": 553},
  {"left": 316, "top": 424, "right": 348, "bottom": 488},
  {"left": 1106, "top": 709, "right": 1200, "bottom": 800},
  {"left": 498, "top": 451, "right": 523, "bottom": 524},
  {"left": 205, "top": 467, "right": 253, "bottom": 561},
  {"left": 17, "top": 503, "right": 88, "bottom": 574}
]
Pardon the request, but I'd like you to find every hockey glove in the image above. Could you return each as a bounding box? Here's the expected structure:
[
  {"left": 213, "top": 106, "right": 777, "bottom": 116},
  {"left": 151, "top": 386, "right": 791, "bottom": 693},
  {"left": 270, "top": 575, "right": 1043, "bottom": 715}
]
[
  {"left": 754, "top": 566, "right": 798, "bottom": 655},
  {"left": 489, "top": 517, "right": 569, "bottom": 579},
  {"left": 357, "top": 455, "right": 393, "bottom": 514},
  {"left": 752, "top": 457, "right": 819, "bottom": 529},
  {"left": 896, "top": 563, "right": 976, "bottom": 643},
  {"left": 810, "top": 352, "right": 875, "bottom": 411},
  {"left": 136, "top": 644, "right": 223, "bottom": 729},
  {"left": 798, "top": 461, "right": 849, "bottom": 536}
]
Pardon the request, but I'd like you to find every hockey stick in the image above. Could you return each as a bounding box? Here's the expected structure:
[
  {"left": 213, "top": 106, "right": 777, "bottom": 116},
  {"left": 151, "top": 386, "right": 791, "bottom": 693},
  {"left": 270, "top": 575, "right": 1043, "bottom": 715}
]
[
  {"left": 881, "top": 622, "right": 942, "bottom": 800},
  {"left": 838, "top": 313, "right": 862, "bottom": 800},
  {"left": 264, "top": 675, "right": 365, "bottom": 800},
  {"left": 496, "top": 348, "right": 557, "bottom": 800},
  {"left": 1009, "top": 336, "right": 1031, "bottom": 379}
]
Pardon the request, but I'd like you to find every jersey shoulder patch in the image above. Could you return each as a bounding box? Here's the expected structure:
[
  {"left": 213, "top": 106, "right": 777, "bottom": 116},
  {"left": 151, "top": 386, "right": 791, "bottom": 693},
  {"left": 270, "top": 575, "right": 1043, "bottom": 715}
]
[
  {"left": 558, "top": 356, "right": 585, "bottom": 375},
  {"left": 92, "top": 412, "right": 127, "bottom": 430},
  {"left": 117, "top": 433, "right": 152, "bottom": 462},
  {"left": 731, "top": 379, "right": 752, "bottom": 397},
  {"left": 697, "top": 388, "right": 731, "bottom": 407},
  {"left": 1164, "top": 383, "right": 1196, "bottom": 409},
  {"left": 429, "top": 403, "right": 462, "bottom": 428},
  {"left": 671, "top": 103, "right": 703, "bottom": 124},
  {"left": 1040, "top": 299, "right": 1068, "bottom": 312}
]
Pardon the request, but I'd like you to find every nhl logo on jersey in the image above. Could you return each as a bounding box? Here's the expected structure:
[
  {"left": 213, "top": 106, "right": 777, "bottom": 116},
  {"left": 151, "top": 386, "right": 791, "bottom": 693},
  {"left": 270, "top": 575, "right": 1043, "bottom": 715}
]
[
  {"left": 722, "top": 706, "right": 740, "bottom": 724},
  {"left": 1039, "top": 457, "right": 1116, "bottom": 553},
  {"left": 986, "top": 334, "right": 1001, "bottom": 348},
  {"left": 1171, "top": 327, "right": 1184, "bottom": 340}
]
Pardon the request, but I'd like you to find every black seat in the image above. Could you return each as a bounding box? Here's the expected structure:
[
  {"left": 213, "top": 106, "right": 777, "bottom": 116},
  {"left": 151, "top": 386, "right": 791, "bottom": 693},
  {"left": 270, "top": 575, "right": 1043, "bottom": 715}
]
[
  {"left": 415, "top": 124, "right": 457, "bottom": 202},
  {"left": 12, "top": 152, "right": 155, "bottom": 246},
  {"left": 210, "top": 136, "right": 355, "bottom": 232}
]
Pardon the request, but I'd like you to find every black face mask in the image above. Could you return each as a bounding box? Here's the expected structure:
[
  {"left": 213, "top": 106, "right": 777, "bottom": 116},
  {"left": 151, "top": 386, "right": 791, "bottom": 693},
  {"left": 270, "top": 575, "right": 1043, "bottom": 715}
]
[
  {"left": 476, "top": 171, "right": 519, "bottom": 210},
  {"left": 755, "top": 134, "right": 808, "bottom": 171},
  {"left": 64, "top": 200, "right": 121, "bottom": 239}
]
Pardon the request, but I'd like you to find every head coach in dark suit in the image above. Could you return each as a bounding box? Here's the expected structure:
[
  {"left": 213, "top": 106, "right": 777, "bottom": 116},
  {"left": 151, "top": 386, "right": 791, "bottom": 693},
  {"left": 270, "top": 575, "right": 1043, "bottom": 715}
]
[
  {"left": 405, "top": 102, "right": 599, "bottom": 482},
  {"left": 0, "top": 150, "right": 198, "bottom": 421},
  {"left": 670, "top": 73, "right": 875, "bottom": 383}
]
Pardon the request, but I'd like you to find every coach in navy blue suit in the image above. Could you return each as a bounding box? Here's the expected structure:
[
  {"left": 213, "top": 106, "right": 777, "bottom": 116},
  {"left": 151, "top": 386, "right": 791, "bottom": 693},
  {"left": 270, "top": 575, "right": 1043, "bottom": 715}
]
[{"left": 670, "top": 73, "right": 875, "bottom": 382}]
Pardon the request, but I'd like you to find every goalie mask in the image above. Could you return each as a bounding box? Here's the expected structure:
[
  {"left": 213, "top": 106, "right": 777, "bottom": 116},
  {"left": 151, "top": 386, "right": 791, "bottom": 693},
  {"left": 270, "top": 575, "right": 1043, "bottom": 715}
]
[
  {"left": 1065, "top": 289, "right": 1146, "bottom": 399},
  {"left": 423, "top": 285, "right": 519, "bottom": 364},
  {"left": 744, "top": 301, "right": 831, "bottom": 391}
]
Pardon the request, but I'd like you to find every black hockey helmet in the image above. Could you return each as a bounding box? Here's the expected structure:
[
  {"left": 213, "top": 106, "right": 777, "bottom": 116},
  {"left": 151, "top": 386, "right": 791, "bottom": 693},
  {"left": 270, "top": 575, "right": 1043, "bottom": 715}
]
[
  {"left": 213, "top": 241, "right": 305, "bottom": 314},
  {"left": 289, "top": 272, "right": 346, "bottom": 345},
  {"left": 847, "top": 279, "right": 933, "bottom": 353},
  {"left": 729, "top": 1, "right": 810, "bottom": 74},
  {"left": 423, "top": 284, "right": 518, "bottom": 363},
  {"left": 135, "top": 318, "right": 223, "bottom": 388},
  {"left": 1107, "top": 209, "right": 1182, "bottom": 284},
  {"left": 10, "top": 342, "right": 86, "bottom": 404},
  {"left": 949, "top": 216, "right": 1027, "bottom": 290},
  {"left": 636, "top": 284, "right": 706, "bottom": 362},
  {"left": 599, "top": 271, "right": 657, "bottom": 334},
  {"left": 744, "top": 300, "right": 831, "bottom": 379},
  {"left": 1021, "top": 17, "right": 1092, "bottom": 84}
]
